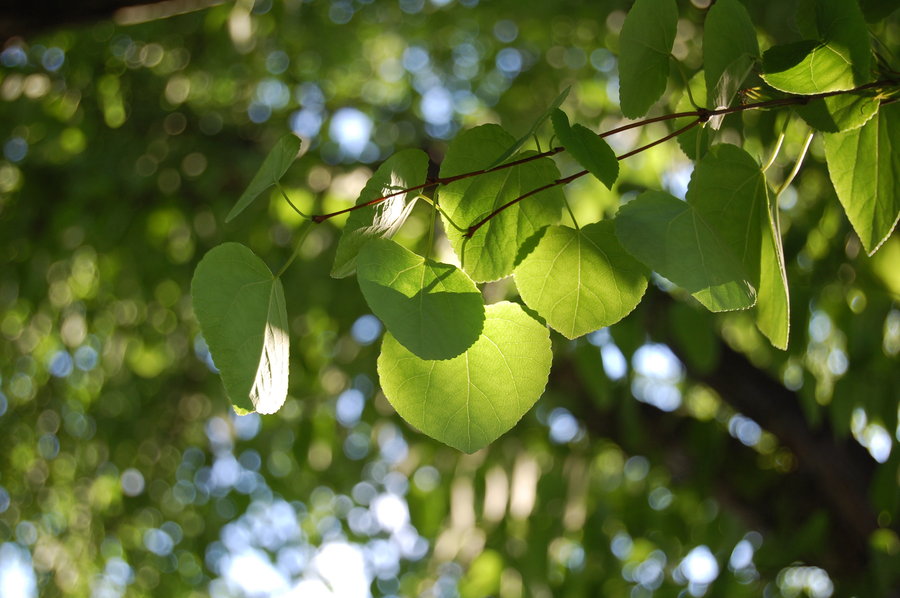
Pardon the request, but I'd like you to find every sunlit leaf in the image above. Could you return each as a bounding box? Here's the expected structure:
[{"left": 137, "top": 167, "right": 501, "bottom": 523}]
[
  {"left": 331, "top": 149, "right": 429, "bottom": 278},
  {"left": 226, "top": 135, "right": 301, "bottom": 223},
  {"left": 617, "top": 0, "right": 678, "bottom": 118},
  {"left": 761, "top": 0, "right": 871, "bottom": 95},
  {"left": 356, "top": 238, "right": 484, "bottom": 360},
  {"left": 550, "top": 109, "right": 618, "bottom": 189},
  {"left": 796, "top": 94, "right": 879, "bottom": 133},
  {"left": 824, "top": 102, "right": 900, "bottom": 255},
  {"left": 377, "top": 301, "right": 552, "bottom": 453},
  {"left": 191, "top": 243, "right": 289, "bottom": 414},
  {"left": 614, "top": 191, "right": 756, "bottom": 311},
  {"left": 514, "top": 222, "right": 648, "bottom": 339},
  {"left": 439, "top": 124, "right": 564, "bottom": 282}
]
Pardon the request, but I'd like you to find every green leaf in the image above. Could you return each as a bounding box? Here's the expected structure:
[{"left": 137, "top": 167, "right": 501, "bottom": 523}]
[
  {"left": 356, "top": 238, "right": 484, "bottom": 360},
  {"left": 550, "top": 110, "right": 618, "bottom": 189},
  {"left": 617, "top": 0, "right": 678, "bottom": 118},
  {"left": 614, "top": 191, "right": 756, "bottom": 311},
  {"left": 703, "top": 0, "right": 759, "bottom": 109},
  {"left": 331, "top": 149, "right": 429, "bottom": 278},
  {"left": 761, "top": 0, "right": 871, "bottom": 95},
  {"left": 226, "top": 135, "right": 301, "bottom": 223},
  {"left": 377, "top": 301, "right": 551, "bottom": 453},
  {"left": 191, "top": 243, "right": 289, "bottom": 414},
  {"left": 824, "top": 102, "right": 900, "bottom": 255},
  {"left": 514, "top": 222, "right": 648, "bottom": 339},
  {"left": 796, "top": 94, "right": 879, "bottom": 133},
  {"left": 488, "top": 87, "right": 570, "bottom": 168},
  {"left": 687, "top": 144, "right": 789, "bottom": 347},
  {"left": 439, "top": 124, "right": 564, "bottom": 282}
]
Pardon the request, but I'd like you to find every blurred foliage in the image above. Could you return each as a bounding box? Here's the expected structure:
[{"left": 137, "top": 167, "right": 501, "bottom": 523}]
[{"left": 0, "top": 1, "right": 899, "bottom": 597}]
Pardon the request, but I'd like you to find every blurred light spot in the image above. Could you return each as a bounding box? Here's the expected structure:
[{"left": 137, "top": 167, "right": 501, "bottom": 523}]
[
  {"left": 590, "top": 48, "right": 616, "bottom": 72},
  {"left": 0, "top": 486, "right": 9, "bottom": 513},
  {"left": 344, "top": 431, "right": 371, "bottom": 460},
  {"left": 378, "top": 424, "right": 408, "bottom": 463},
  {"left": 233, "top": 412, "right": 261, "bottom": 440},
  {"left": 809, "top": 311, "right": 832, "bottom": 343},
  {"left": 3, "top": 137, "right": 27, "bottom": 163},
  {"left": 248, "top": 102, "right": 272, "bottom": 123},
  {"left": 41, "top": 47, "right": 65, "bottom": 71},
  {"left": 421, "top": 86, "right": 453, "bottom": 125},
  {"left": 0, "top": 46, "right": 27, "bottom": 67},
  {"left": 37, "top": 434, "right": 59, "bottom": 459},
  {"left": 601, "top": 343, "right": 627, "bottom": 380},
  {"left": 623, "top": 455, "right": 649, "bottom": 482},
  {"left": 729, "top": 539, "right": 754, "bottom": 570},
  {"left": 493, "top": 20, "right": 518, "bottom": 43},
  {"left": 290, "top": 108, "right": 323, "bottom": 138},
  {"left": 399, "top": 0, "right": 425, "bottom": 13},
  {"left": 310, "top": 542, "right": 370, "bottom": 597},
  {"left": 496, "top": 48, "right": 522, "bottom": 77},
  {"left": 48, "top": 350, "right": 73, "bottom": 378},
  {"left": 413, "top": 466, "right": 440, "bottom": 492},
  {"left": 329, "top": 1, "right": 354, "bottom": 24},
  {"left": 121, "top": 468, "right": 145, "bottom": 496},
  {"left": 372, "top": 493, "right": 410, "bottom": 533},
  {"left": 648, "top": 486, "right": 672, "bottom": 510},
  {"left": 224, "top": 547, "right": 288, "bottom": 595},
  {"left": 15, "top": 522, "right": 37, "bottom": 545},
  {"left": 0, "top": 543, "right": 37, "bottom": 598},
  {"left": 266, "top": 50, "right": 289, "bottom": 75},
  {"left": 0, "top": 392, "right": 6, "bottom": 417},
  {"left": 336, "top": 389, "right": 365, "bottom": 427},
  {"left": 548, "top": 407, "right": 579, "bottom": 443},
  {"left": 827, "top": 348, "right": 848, "bottom": 376},
  {"left": 403, "top": 46, "right": 430, "bottom": 73},
  {"left": 74, "top": 345, "right": 98, "bottom": 371},
  {"left": 610, "top": 532, "right": 632, "bottom": 560},
  {"left": 728, "top": 414, "right": 762, "bottom": 447},
  {"left": 205, "top": 416, "right": 232, "bottom": 449},
  {"left": 663, "top": 164, "right": 693, "bottom": 199},
  {"left": 330, "top": 108, "right": 373, "bottom": 158},
  {"left": 635, "top": 550, "right": 667, "bottom": 589},
  {"left": 678, "top": 545, "right": 719, "bottom": 587},
  {"left": 778, "top": 566, "right": 833, "bottom": 598},
  {"left": 256, "top": 78, "right": 290, "bottom": 109}
]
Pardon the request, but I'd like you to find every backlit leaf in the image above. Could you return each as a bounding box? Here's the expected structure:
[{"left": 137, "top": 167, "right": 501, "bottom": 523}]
[
  {"left": 614, "top": 191, "right": 756, "bottom": 311},
  {"left": 618, "top": 0, "right": 678, "bottom": 118},
  {"left": 331, "top": 149, "right": 429, "bottom": 278},
  {"left": 377, "top": 301, "right": 552, "bottom": 453},
  {"left": 796, "top": 94, "right": 879, "bottom": 133},
  {"left": 824, "top": 102, "right": 900, "bottom": 255},
  {"left": 514, "top": 222, "right": 648, "bottom": 339},
  {"left": 226, "top": 135, "right": 301, "bottom": 223},
  {"left": 703, "top": 0, "right": 759, "bottom": 109},
  {"left": 191, "top": 243, "right": 289, "bottom": 414},
  {"left": 356, "top": 238, "right": 484, "bottom": 360},
  {"left": 550, "top": 110, "right": 618, "bottom": 189},
  {"left": 439, "top": 124, "right": 564, "bottom": 282}
]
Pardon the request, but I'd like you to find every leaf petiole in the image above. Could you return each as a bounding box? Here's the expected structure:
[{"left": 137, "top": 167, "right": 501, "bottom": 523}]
[
  {"left": 277, "top": 183, "right": 309, "bottom": 219},
  {"left": 275, "top": 220, "right": 314, "bottom": 278}
]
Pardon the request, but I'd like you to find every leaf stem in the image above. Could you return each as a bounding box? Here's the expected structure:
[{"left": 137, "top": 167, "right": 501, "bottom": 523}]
[
  {"left": 275, "top": 220, "right": 313, "bottom": 277},
  {"left": 671, "top": 54, "right": 701, "bottom": 110},
  {"left": 563, "top": 195, "right": 580, "bottom": 230},
  {"left": 774, "top": 130, "right": 814, "bottom": 197},
  {"left": 277, "top": 183, "right": 309, "bottom": 219}
]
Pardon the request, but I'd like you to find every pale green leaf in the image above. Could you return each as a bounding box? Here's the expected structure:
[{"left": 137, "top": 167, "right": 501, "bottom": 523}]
[
  {"left": 550, "top": 110, "right": 618, "bottom": 189},
  {"left": 357, "top": 238, "right": 484, "bottom": 360},
  {"left": 439, "top": 124, "right": 564, "bottom": 282},
  {"left": 703, "top": 0, "right": 759, "bottom": 109},
  {"left": 824, "top": 102, "right": 900, "bottom": 255},
  {"left": 618, "top": 0, "right": 678, "bottom": 118},
  {"left": 191, "top": 243, "right": 289, "bottom": 414},
  {"left": 377, "top": 301, "right": 552, "bottom": 453},
  {"left": 796, "top": 93, "right": 879, "bottom": 133},
  {"left": 331, "top": 149, "right": 429, "bottom": 278},
  {"left": 226, "top": 135, "right": 301, "bottom": 223},
  {"left": 687, "top": 144, "right": 789, "bottom": 347},
  {"left": 614, "top": 191, "right": 756, "bottom": 311},
  {"left": 762, "top": 0, "right": 871, "bottom": 95},
  {"left": 514, "top": 221, "right": 648, "bottom": 339},
  {"left": 488, "top": 87, "right": 569, "bottom": 168}
]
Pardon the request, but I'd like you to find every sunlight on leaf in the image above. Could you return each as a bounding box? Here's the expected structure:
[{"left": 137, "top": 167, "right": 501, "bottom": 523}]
[{"left": 226, "top": 135, "right": 301, "bottom": 223}]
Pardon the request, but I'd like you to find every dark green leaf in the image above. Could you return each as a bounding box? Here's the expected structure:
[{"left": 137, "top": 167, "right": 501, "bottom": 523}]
[
  {"left": 191, "top": 243, "right": 289, "bottom": 414},
  {"left": 824, "top": 102, "right": 900, "bottom": 255},
  {"left": 703, "top": 0, "right": 759, "bottom": 109},
  {"left": 488, "top": 87, "right": 569, "bottom": 168},
  {"left": 226, "top": 135, "right": 301, "bottom": 223},
  {"left": 550, "top": 110, "right": 618, "bottom": 189},
  {"left": 331, "top": 149, "right": 429, "bottom": 278},
  {"left": 617, "top": 0, "right": 678, "bottom": 118},
  {"left": 439, "top": 124, "right": 564, "bottom": 282},
  {"left": 514, "top": 222, "right": 648, "bottom": 339},
  {"left": 356, "top": 238, "right": 484, "bottom": 360},
  {"left": 377, "top": 301, "right": 552, "bottom": 453},
  {"left": 614, "top": 191, "right": 756, "bottom": 312}
]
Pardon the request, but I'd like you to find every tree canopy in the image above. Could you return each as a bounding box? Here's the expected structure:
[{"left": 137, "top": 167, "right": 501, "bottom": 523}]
[{"left": 1, "top": 1, "right": 899, "bottom": 597}]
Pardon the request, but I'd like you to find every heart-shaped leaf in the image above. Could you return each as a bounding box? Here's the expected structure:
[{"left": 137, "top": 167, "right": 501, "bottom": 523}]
[
  {"left": 357, "top": 238, "right": 484, "bottom": 360},
  {"left": 191, "top": 243, "right": 289, "bottom": 414},
  {"left": 618, "top": 0, "right": 678, "bottom": 118},
  {"left": 377, "top": 301, "right": 551, "bottom": 453},
  {"left": 550, "top": 110, "right": 618, "bottom": 189}
]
